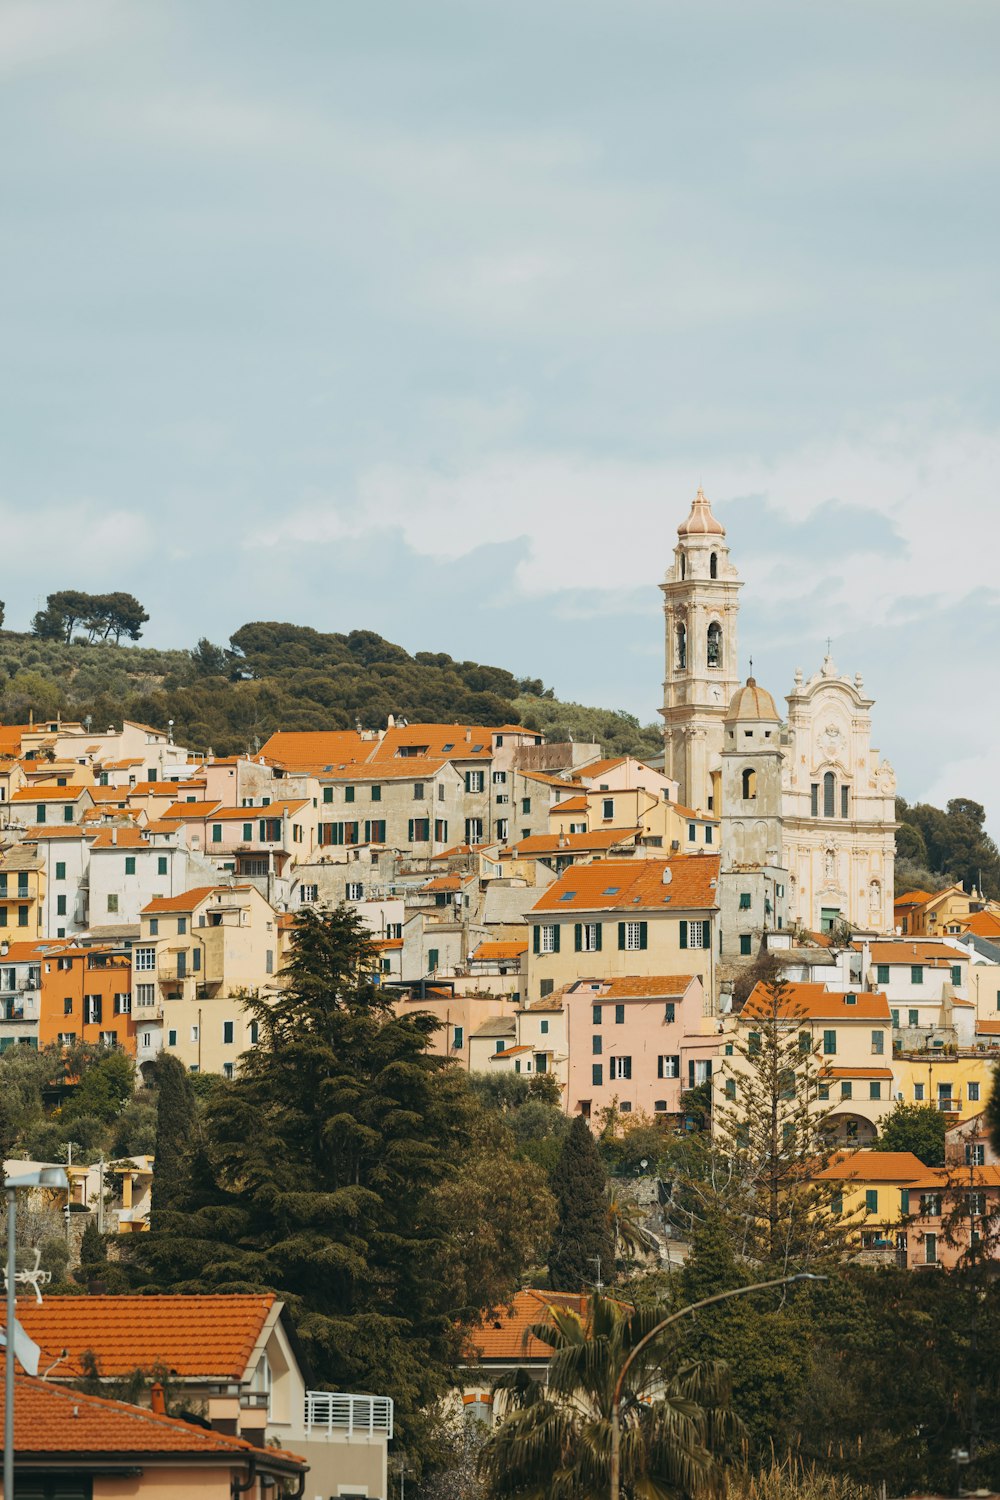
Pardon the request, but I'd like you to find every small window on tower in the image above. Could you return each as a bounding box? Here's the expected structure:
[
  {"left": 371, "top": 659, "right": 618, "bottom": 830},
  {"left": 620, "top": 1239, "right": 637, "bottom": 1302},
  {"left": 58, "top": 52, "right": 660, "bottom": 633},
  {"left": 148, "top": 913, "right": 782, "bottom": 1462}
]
[
  {"left": 710, "top": 551, "right": 718, "bottom": 578},
  {"left": 676, "top": 622, "right": 687, "bottom": 670},
  {"left": 741, "top": 768, "right": 757, "bottom": 800},
  {"left": 707, "top": 621, "right": 722, "bottom": 668}
]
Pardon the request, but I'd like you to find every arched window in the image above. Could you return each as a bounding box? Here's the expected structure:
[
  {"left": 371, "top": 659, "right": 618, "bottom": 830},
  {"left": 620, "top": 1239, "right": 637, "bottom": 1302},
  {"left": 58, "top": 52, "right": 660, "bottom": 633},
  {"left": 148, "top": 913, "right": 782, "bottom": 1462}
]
[
  {"left": 707, "top": 621, "right": 722, "bottom": 668},
  {"left": 823, "top": 771, "right": 835, "bottom": 818},
  {"left": 676, "top": 622, "right": 687, "bottom": 670},
  {"left": 741, "top": 767, "right": 757, "bottom": 800},
  {"left": 710, "top": 551, "right": 718, "bottom": 579},
  {"left": 680, "top": 553, "right": 686, "bottom": 580}
]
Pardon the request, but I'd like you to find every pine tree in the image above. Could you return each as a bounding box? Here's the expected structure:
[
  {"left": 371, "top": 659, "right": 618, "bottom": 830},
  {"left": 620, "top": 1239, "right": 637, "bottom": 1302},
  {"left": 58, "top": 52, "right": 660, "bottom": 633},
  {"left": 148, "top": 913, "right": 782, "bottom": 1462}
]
[
  {"left": 713, "top": 973, "right": 852, "bottom": 1267},
  {"left": 546, "top": 1114, "right": 614, "bottom": 1291},
  {"left": 131, "top": 905, "right": 471, "bottom": 1444}
]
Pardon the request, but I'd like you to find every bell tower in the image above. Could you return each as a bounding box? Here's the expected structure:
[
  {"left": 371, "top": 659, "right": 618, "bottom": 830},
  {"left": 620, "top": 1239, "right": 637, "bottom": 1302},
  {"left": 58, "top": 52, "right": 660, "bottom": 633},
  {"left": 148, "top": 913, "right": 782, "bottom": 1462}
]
[{"left": 660, "top": 488, "right": 742, "bottom": 812}]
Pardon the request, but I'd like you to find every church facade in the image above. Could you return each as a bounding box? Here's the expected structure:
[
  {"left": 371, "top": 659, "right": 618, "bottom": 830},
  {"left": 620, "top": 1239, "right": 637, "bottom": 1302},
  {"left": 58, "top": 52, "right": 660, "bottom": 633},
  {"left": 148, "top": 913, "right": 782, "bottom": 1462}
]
[{"left": 661, "top": 489, "right": 895, "bottom": 940}]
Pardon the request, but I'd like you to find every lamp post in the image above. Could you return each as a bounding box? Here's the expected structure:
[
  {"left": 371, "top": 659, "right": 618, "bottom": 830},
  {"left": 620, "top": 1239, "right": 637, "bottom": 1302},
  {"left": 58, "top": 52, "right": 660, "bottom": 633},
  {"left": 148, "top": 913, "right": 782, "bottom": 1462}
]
[
  {"left": 5, "top": 1167, "right": 69, "bottom": 1500},
  {"left": 609, "top": 1272, "right": 826, "bottom": 1500}
]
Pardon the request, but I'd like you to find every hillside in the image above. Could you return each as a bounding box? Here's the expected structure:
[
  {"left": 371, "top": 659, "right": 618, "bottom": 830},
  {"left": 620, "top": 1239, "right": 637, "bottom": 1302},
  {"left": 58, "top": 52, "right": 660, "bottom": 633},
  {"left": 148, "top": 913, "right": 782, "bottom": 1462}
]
[{"left": 0, "top": 622, "right": 662, "bottom": 761}]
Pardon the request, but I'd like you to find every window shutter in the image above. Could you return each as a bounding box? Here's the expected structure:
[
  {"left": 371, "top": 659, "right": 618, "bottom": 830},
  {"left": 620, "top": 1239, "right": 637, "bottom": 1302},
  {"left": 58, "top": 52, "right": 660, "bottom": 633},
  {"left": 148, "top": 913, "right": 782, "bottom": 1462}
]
[
  {"left": 617, "top": 922, "right": 626, "bottom": 951},
  {"left": 679, "top": 920, "right": 688, "bottom": 949},
  {"left": 657, "top": 1056, "right": 664, "bottom": 1078},
  {"left": 671, "top": 1054, "right": 680, "bottom": 1078},
  {"left": 533, "top": 925, "right": 540, "bottom": 955},
  {"left": 408, "top": 819, "right": 414, "bottom": 842},
  {"left": 595, "top": 923, "right": 603, "bottom": 951},
  {"left": 574, "top": 924, "right": 582, "bottom": 952},
  {"left": 688, "top": 1059, "right": 695, "bottom": 1088},
  {"left": 552, "top": 925, "right": 560, "bottom": 953},
  {"left": 639, "top": 921, "right": 648, "bottom": 950},
  {"left": 704, "top": 1059, "right": 712, "bottom": 1077}
]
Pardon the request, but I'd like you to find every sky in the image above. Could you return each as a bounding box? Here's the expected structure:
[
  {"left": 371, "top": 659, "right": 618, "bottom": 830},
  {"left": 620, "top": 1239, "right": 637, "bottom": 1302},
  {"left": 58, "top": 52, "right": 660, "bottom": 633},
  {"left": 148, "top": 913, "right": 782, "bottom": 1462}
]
[{"left": 1, "top": 0, "right": 999, "bottom": 814}]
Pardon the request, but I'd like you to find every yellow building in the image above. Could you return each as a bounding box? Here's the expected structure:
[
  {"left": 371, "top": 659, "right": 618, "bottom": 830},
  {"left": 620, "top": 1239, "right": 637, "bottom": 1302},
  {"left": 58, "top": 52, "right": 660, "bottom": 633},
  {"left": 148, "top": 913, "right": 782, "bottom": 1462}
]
[
  {"left": 813, "top": 1149, "right": 925, "bottom": 1257},
  {"left": 547, "top": 785, "right": 718, "bottom": 855},
  {"left": 0, "top": 846, "right": 45, "bottom": 937},
  {"left": 891, "top": 1049, "right": 994, "bottom": 1118},
  {"left": 134, "top": 884, "right": 280, "bottom": 1078}
]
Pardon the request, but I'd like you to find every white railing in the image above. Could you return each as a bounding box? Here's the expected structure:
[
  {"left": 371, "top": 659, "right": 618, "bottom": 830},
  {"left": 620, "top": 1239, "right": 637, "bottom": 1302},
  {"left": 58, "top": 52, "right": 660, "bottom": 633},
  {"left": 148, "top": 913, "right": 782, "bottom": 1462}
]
[{"left": 304, "top": 1391, "right": 393, "bottom": 1439}]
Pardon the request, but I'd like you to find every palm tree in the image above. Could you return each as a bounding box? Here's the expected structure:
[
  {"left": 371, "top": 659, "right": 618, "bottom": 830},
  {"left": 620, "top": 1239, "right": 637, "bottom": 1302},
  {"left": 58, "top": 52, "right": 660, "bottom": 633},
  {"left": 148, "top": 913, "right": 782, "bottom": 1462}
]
[
  {"left": 607, "top": 1192, "right": 660, "bottom": 1264},
  {"left": 478, "top": 1293, "right": 737, "bottom": 1500}
]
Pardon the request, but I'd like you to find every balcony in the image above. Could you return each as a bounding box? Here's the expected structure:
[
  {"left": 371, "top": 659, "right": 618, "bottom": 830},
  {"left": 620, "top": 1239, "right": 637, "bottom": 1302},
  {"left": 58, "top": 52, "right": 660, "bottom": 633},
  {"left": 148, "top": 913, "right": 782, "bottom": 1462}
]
[{"left": 303, "top": 1392, "right": 393, "bottom": 1439}]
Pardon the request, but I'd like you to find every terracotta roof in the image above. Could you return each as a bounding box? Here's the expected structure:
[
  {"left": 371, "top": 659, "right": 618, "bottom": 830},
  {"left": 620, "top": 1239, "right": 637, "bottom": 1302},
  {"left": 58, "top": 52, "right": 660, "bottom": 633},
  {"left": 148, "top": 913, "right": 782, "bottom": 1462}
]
[
  {"left": 463, "top": 1289, "right": 590, "bottom": 1363},
  {"left": 370, "top": 724, "right": 494, "bottom": 762},
  {"left": 161, "top": 800, "right": 223, "bottom": 820},
  {"left": 258, "top": 729, "right": 372, "bottom": 770},
  {"left": 0, "top": 940, "right": 56, "bottom": 962},
  {"left": 514, "top": 828, "right": 640, "bottom": 857},
  {"left": 578, "top": 758, "right": 627, "bottom": 780},
  {"left": 725, "top": 677, "right": 780, "bottom": 724},
  {"left": 423, "top": 875, "right": 465, "bottom": 892},
  {"left": 89, "top": 829, "right": 151, "bottom": 849},
  {"left": 549, "top": 795, "right": 589, "bottom": 814},
  {"left": 0, "top": 725, "right": 32, "bottom": 755},
  {"left": 492, "top": 1044, "right": 533, "bottom": 1059},
  {"left": 0, "top": 1372, "right": 304, "bottom": 1471},
  {"left": 960, "top": 912, "right": 1000, "bottom": 938},
  {"left": 570, "top": 975, "right": 697, "bottom": 1000},
  {"left": 11, "top": 786, "right": 89, "bottom": 802},
  {"left": 741, "top": 982, "right": 891, "bottom": 1022},
  {"left": 371, "top": 937, "right": 403, "bottom": 950},
  {"left": 865, "top": 941, "right": 967, "bottom": 965},
  {"left": 816, "top": 1151, "right": 926, "bottom": 1182},
  {"left": 208, "top": 801, "right": 307, "bottom": 820},
  {"left": 894, "top": 891, "right": 933, "bottom": 907},
  {"left": 977, "top": 1021, "right": 1000, "bottom": 1036},
  {"left": 531, "top": 856, "right": 720, "bottom": 915},
  {"left": 471, "top": 940, "right": 529, "bottom": 960},
  {"left": 324, "top": 759, "right": 456, "bottom": 782},
  {"left": 518, "top": 770, "right": 587, "bottom": 791},
  {"left": 142, "top": 886, "right": 219, "bottom": 914},
  {"left": 98, "top": 757, "right": 144, "bottom": 770},
  {"left": 89, "top": 786, "right": 130, "bottom": 803},
  {"left": 671, "top": 803, "right": 718, "bottom": 822},
  {"left": 129, "top": 781, "right": 184, "bottom": 795},
  {"left": 3, "top": 1294, "right": 277, "bottom": 1381},
  {"left": 904, "top": 1164, "right": 1000, "bottom": 1192},
  {"left": 22, "top": 825, "right": 91, "bottom": 842}
]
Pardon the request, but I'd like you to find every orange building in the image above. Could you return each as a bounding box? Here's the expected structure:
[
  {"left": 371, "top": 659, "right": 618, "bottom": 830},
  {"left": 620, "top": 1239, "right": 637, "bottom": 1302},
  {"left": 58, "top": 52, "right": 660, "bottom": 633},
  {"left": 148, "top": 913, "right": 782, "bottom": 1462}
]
[{"left": 39, "top": 945, "right": 135, "bottom": 1054}]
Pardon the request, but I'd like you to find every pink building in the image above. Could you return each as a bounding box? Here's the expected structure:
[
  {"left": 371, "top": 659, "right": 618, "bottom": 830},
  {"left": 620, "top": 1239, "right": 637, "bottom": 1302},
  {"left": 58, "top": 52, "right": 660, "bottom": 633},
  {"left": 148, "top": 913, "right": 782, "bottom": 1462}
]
[
  {"left": 562, "top": 975, "right": 716, "bottom": 1122},
  {"left": 902, "top": 1162, "right": 1000, "bottom": 1270}
]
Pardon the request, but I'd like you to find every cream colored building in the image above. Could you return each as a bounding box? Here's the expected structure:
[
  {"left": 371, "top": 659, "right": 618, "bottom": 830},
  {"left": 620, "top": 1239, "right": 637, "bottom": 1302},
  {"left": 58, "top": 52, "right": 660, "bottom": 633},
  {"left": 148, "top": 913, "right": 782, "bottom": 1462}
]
[{"left": 133, "top": 884, "right": 280, "bottom": 1077}]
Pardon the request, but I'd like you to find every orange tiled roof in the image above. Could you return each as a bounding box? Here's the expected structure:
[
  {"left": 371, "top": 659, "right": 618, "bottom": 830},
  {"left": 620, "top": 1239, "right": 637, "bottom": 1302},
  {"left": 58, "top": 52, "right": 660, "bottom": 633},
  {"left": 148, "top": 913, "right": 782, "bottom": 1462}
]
[
  {"left": 894, "top": 891, "right": 933, "bottom": 907},
  {"left": 579, "top": 757, "right": 628, "bottom": 779},
  {"left": 816, "top": 1150, "right": 926, "bottom": 1182},
  {"left": 208, "top": 800, "right": 307, "bottom": 820},
  {"left": 865, "top": 941, "right": 967, "bottom": 965},
  {"left": 492, "top": 1044, "right": 533, "bottom": 1058},
  {"left": 5, "top": 1294, "right": 278, "bottom": 1381},
  {"left": 142, "top": 886, "right": 219, "bottom": 915},
  {"left": 370, "top": 724, "right": 494, "bottom": 762},
  {"left": 904, "top": 1164, "right": 1000, "bottom": 1191},
  {"left": 531, "top": 856, "right": 720, "bottom": 915},
  {"left": 89, "top": 786, "right": 130, "bottom": 803},
  {"left": 514, "top": 828, "right": 640, "bottom": 857},
  {"left": 463, "top": 1289, "right": 589, "bottom": 1363},
  {"left": 742, "top": 982, "right": 891, "bottom": 1022},
  {"left": 977, "top": 1021, "right": 1000, "bottom": 1036},
  {"left": 821, "top": 1066, "right": 894, "bottom": 1079},
  {"left": 89, "top": 828, "right": 151, "bottom": 849},
  {"left": 0, "top": 725, "right": 32, "bottom": 755},
  {"left": 549, "top": 795, "right": 589, "bottom": 814},
  {"left": 324, "top": 758, "right": 457, "bottom": 782},
  {"left": 961, "top": 912, "right": 1000, "bottom": 938},
  {"left": 258, "top": 729, "right": 372, "bottom": 770},
  {"left": 472, "top": 940, "right": 529, "bottom": 960},
  {"left": 161, "top": 800, "right": 223, "bottom": 820},
  {"left": 518, "top": 770, "right": 587, "bottom": 791},
  {"left": 671, "top": 803, "right": 719, "bottom": 823},
  {"left": 572, "top": 975, "right": 697, "bottom": 999},
  {"left": 1, "top": 1371, "right": 304, "bottom": 1470},
  {"left": 11, "top": 785, "right": 89, "bottom": 802},
  {"left": 129, "top": 781, "right": 185, "bottom": 795}
]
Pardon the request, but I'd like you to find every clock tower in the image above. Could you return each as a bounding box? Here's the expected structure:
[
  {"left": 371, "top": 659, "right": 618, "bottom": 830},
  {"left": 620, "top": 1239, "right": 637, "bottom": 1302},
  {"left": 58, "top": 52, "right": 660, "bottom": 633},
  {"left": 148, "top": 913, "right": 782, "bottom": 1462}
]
[{"left": 660, "top": 488, "right": 742, "bottom": 812}]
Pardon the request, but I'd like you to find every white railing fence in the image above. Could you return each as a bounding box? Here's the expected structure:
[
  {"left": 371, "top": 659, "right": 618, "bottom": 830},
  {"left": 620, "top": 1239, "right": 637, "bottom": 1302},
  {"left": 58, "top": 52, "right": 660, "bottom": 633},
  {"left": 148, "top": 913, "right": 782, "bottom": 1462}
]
[{"left": 304, "top": 1391, "right": 394, "bottom": 1439}]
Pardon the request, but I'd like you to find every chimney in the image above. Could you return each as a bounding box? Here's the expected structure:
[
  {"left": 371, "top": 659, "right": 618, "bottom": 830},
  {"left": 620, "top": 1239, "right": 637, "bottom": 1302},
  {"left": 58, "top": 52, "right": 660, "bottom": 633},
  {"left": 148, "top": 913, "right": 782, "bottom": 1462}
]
[
  {"left": 150, "top": 1383, "right": 167, "bottom": 1416},
  {"left": 465, "top": 728, "right": 472, "bottom": 743},
  {"left": 112, "top": 827, "right": 117, "bottom": 846}
]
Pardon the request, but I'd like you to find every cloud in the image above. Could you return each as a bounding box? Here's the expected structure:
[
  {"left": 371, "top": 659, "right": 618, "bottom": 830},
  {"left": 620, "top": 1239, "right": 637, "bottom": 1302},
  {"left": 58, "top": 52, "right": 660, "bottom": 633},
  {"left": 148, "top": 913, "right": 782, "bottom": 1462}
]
[{"left": 0, "top": 0, "right": 144, "bottom": 74}]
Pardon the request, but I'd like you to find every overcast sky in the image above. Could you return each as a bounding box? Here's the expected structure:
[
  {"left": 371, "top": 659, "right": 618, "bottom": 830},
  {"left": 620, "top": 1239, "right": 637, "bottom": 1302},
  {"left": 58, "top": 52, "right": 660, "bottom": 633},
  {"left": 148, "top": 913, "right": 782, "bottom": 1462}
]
[{"left": 2, "top": 1, "right": 998, "bottom": 814}]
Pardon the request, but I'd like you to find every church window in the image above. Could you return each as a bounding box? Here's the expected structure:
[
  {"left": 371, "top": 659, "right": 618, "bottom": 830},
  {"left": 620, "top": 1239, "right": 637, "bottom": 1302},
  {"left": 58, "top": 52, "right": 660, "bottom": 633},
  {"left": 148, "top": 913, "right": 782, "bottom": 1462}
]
[
  {"left": 710, "top": 551, "right": 718, "bottom": 579},
  {"left": 823, "top": 772, "right": 835, "bottom": 818},
  {"left": 676, "top": 623, "right": 687, "bottom": 670},
  {"left": 706, "top": 621, "right": 722, "bottom": 668},
  {"left": 810, "top": 784, "right": 819, "bottom": 816},
  {"left": 741, "top": 768, "right": 757, "bottom": 801},
  {"left": 841, "top": 785, "right": 849, "bottom": 818},
  {"left": 680, "top": 554, "right": 686, "bottom": 579}
]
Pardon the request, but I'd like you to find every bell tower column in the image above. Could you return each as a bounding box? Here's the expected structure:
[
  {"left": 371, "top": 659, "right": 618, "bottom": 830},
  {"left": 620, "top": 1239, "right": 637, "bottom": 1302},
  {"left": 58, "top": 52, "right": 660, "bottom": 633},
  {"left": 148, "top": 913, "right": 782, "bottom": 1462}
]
[{"left": 659, "top": 488, "right": 742, "bottom": 812}]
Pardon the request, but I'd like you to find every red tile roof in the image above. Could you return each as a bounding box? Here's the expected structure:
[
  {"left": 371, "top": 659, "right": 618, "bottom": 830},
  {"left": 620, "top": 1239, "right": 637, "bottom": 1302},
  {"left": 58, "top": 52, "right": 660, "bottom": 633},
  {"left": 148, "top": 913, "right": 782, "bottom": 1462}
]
[
  {"left": 2, "top": 1371, "right": 304, "bottom": 1470},
  {"left": 258, "top": 730, "right": 373, "bottom": 770},
  {"left": 531, "top": 856, "right": 720, "bottom": 915},
  {"left": 570, "top": 975, "right": 698, "bottom": 999},
  {"left": 816, "top": 1151, "right": 926, "bottom": 1182},
  {"left": 463, "top": 1290, "right": 590, "bottom": 1363},
  {"left": 4, "top": 1294, "right": 277, "bottom": 1380},
  {"left": 472, "top": 940, "right": 529, "bottom": 960},
  {"left": 514, "top": 828, "right": 639, "bottom": 857},
  {"left": 821, "top": 1066, "right": 894, "bottom": 1079},
  {"left": 865, "top": 941, "right": 966, "bottom": 965},
  {"left": 741, "top": 982, "right": 891, "bottom": 1022},
  {"left": 161, "top": 800, "right": 223, "bottom": 820},
  {"left": 141, "top": 886, "right": 219, "bottom": 915},
  {"left": 370, "top": 724, "right": 494, "bottom": 762}
]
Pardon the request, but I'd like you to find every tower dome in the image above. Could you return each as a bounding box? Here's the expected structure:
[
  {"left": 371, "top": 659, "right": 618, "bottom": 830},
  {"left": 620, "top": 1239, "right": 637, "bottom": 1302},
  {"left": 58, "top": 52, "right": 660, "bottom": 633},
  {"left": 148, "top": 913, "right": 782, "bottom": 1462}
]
[
  {"left": 725, "top": 676, "right": 780, "bottom": 724},
  {"left": 677, "top": 487, "right": 726, "bottom": 538}
]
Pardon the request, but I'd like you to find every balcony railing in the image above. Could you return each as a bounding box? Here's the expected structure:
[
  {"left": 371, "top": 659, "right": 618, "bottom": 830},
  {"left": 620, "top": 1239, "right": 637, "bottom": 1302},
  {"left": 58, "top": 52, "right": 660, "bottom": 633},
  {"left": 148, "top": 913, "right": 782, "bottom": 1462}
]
[{"left": 303, "top": 1391, "right": 393, "bottom": 1439}]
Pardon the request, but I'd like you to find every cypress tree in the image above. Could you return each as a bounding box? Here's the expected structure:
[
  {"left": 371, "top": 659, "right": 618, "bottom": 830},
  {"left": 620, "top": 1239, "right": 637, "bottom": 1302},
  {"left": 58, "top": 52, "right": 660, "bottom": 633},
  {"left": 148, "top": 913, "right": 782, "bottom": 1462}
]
[
  {"left": 149, "top": 1052, "right": 196, "bottom": 1228},
  {"left": 546, "top": 1114, "right": 614, "bottom": 1292}
]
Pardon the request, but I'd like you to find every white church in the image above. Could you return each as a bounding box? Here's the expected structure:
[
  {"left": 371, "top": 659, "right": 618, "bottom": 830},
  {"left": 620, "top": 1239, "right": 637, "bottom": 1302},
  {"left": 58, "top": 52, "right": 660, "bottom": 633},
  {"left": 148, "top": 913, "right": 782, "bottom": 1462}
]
[{"left": 659, "top": 488, "right": 896, "bottom": 948}]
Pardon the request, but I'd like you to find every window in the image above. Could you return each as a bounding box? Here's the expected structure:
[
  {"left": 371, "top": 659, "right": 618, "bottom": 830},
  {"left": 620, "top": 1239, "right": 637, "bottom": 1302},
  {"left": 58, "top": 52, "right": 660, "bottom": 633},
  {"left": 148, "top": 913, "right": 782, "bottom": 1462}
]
[
  {"left": 190, "top": 1025, "right": 199, "bottom": 1042},
  {"left": 243, "top": 822, "right": 253, "bottom": 841},
  {"left": 665, "top": 1002, "right": 675, "bottom": 1023},
  {"left": 408, "top": 819, "right": 430, "bottom": 842},
  {"left": 914, "top": 1083, "right": 925, "bottom": 1101},
  {"left": 58, "top": 1032, "right": 76, "bottom": 1045},
  {"left": 114, "top": 992, "right": 131, "bottom": 1015},
  {"left": 725, "top": 1077, "right": 736, "bottom": 1099},
  {"left": 574, "top": 922, "right": 602, "bottom": 952},
  {"left": 602, "top": 798, "right": 614, "bottom": 820},
  {"left": 540, "top": 1019, "right": 549, "bottom": 1034},
  {"left": 818, "top": 1082, "right": 830, "bottom": 1100},
  {"left": 679, "top": 920, "right": 706, "bottom": 949},
  {"left": 798, "top": 1030, "right": 811, "bottom": 1054},
  {"left": 823, "top": 1029, "right": 836, "bottom": 1055},
  {"left": 739, "top": 892, "right": 752, "bottom": 910},
  {"left": 911, "top": 966, "right": 923, "bottom": 985},
  {"left": 592, "top": 1064, "right": 603, "bottom": 1086},
  {"left": 345, "top": 882, "right": 364, "bottom": 900},
  {"left": 434, "top": 818, "right": 449, "bottom": 843},
  {"left": 841, "top": 785, "right": 849, "bottom": 818},
  {"left": 345, "top": 786, "right": 355, "bottom": 803},
  {"left": 657, "top": 1055, "right": 680, "bottom": 1078},
  {"left": 136, "top": 984, "right": 155, "bottom": 1008},
  {"left": 84, "top": 994, "right": 102, "bottom": 1025},
  {"left": 870, "top": 1081, "right": 882, "bottom": 1100},
  {"left": 149, "top": 917, "right": 159, "bottom": 936},
  {"left": 830, "top": 1191, "right": 843, "bottom": 1215},
  {"left": 36, "top": 805, "right": 45, "bottom": 823},
  {"left": 465, "top": 771, "right": 485, "bottom": 793},
  {"left": 687, "top": 823, "right": 696, "bottom": 843},
  {"left": 865, "top": 1189, "right": 878, "bottom": 1214},
  {"left": 211, "top": 824, "right": 222, "bottom": 843},
  {"left": 157, "top": 855, "right": 168, "bottom": 876},
  {"left": 823, "top": 772, "right": 835, "bottom": 818},
  {"left": 135, "top": 947, "right": 156, "bottom": 971},
  {"left": 705, "top": 824, "right": 713, "bottom": 844},
  {"left": 177, "top": 916, "right": 187, "bottom": 935},
  {"left": 540, "top": 979, "right": 554, "bottom": 997},
  {"left": 675, "top": 621, "right": 687, "bottom": 668},
  {"left": 924, "top": 1233, "right": 938, "bottom": 1265},
  {"left": 63, "top": 997, "right": 72, "bottom": 1015},
  {"left": 363, "top": 818, "right": 386, "bottom": 844},
  {"left": 876, "top": 964, "right": 890, "bottom": 984},
  {"left": 465, "top": 818, "right": 484, "bottom": 843},
  {"left": 968, "top": 1082, "right": 981, "bottom": 1102},
  {"left": 167, "top": 1028, "right": 177, "bottom": 1047},
  {"left": 841, "top": 1080, "right": 853, "bottom": 1099},
  {"left": 908, "top": 1009, "right": 919, "bottom": 1026},
  {"left": 748, "top": 1031, "right": 761, "bottom": 1055},
  {"left": 966, "top": 1143, "right": 985, "bottom": 1166},
  {"left": 609, "top": 1056, "right": 632, "bottom": 1080},
  {"left": 370, "top": 784, "right": 382, "bottom": 802},
  {"left": 592, "top": 1005, "right": 602, "bottom": 1025},
  {"left": 951, "top": 964, "right": 962, "bottom": 986},
  {"left": 615, "top": 1003, "right": 625, "bottom": 1024},
  {"left": 299, "top": 884, "right": 318, "bottom": 904},
  {"left": 900, "top": 1188, "right": 910, "bottom": 1214},
  {"left": 55, "top": 862, "right": 66, "bottom": 880},
  {"left": 56, "top": 895, "right": 67, "bottom": 916},
  {"left": 223, "top": 1021, "right": 234, "bottom": 1044},
  {"left": 741, "top": 769, "right": 756, "bottom": 801},
  {"left": 706, "top": 620, "right": 722, "bottom": 667},
  {"left": 124, "top": 856, "right": 136, "bottom": 876},
  {"left": 592, "top": 1035, "right": 602, "bottom": 1055},
  {"left": 619, "top": 921, "right": 647, "bottom": 951},
  {"left": 739, "top": 935, "right": 752, "bottom": 956},
  {"left": 536, "top": 924, "right": 559, "bottom": 954},
  {"left": 521, "top": 798, "right": 531, "bottom": 814},
  {"left": 891, "top": 1008, "right": 900, "bottom": 1027},
  {"left": 810, "top": 784, "right": 819, "bottom": 817},
  {"left": 710, "top": 550, "right": 718, "bottom": 578},
  {"left": 223, "top": 1062, "right": 234, "bottom": 1080},
  {"left": 249, "top": 1021, "right": 259, "bottom": 1045},
  {"left": 428, "top": 949, "right": 439, "bottom": 973},
  {"left": 871, "top": 1030, "right": 884, "bottom": 1055},
  {"left": 323, "top": 786, "right": 333, "bottom": 803}
]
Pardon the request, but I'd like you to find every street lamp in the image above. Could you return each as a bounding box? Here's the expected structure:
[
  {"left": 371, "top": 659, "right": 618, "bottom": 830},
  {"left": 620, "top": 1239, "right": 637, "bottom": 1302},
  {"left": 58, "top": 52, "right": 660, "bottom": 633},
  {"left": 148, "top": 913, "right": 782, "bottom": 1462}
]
[
  {"left": 4, "top": 1167, "right": 69, "bottom": 1500},
  {"left": 609, "top": 1272, "right": 826, "bottom": 1500}
]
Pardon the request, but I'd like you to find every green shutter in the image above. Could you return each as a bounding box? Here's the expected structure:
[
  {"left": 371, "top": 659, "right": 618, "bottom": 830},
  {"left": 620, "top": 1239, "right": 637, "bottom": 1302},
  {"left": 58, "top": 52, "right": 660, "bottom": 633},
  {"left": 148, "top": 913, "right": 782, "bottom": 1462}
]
[
  {"left": 574, "top": 924, "right": 582, "bottom": 952},
  {"left": 533, "top": 925, "right": 540, "bottom": 954},
  {"left": 552, "top": 925, "right": 560, "bottom": 953},
  {"left": 212, "top": 824, "right": 222, "bottom": 843},
  {"left": 638, "top": 921, "right": 648, "bottom": 950},
  {"left": 679, "top": 920, "right": 688, "bottom": 949},
  {"left": 617, "top": 922, "right": 626, "bottom": 951},
  {"left": 408, "top": 819, "right": 414, "bottom": 841},
  {"left": 595, "top": 923, "right": 603, "bottom": 951}
]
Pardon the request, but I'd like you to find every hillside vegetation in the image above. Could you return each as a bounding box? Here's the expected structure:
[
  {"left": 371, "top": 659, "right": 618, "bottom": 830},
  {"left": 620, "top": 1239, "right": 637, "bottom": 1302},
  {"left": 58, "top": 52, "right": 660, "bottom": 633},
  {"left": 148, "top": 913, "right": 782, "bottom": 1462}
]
[{"left": 0, "top": 622, "right": 662, "bottom": 761}]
